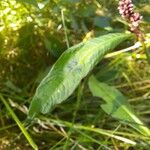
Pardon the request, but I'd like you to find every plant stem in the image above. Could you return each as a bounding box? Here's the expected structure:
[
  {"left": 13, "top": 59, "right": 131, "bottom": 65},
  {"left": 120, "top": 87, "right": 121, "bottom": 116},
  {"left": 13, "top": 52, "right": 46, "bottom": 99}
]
[
  {"left": 141, "top": 40, "right": 150, "bottom": 64},
  {"left": 61, "top": 9, "right": 70, "bottom": 49},
  {"left": 63, "top": 83, "right": 84, "bottom": 149},
  {"left": 0, "top": 95, "right": 38, "bottom": 150}
]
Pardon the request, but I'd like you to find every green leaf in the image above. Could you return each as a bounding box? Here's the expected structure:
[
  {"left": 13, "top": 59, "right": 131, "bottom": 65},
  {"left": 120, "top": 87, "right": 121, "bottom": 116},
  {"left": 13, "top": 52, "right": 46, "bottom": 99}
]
[
  {"left": 16, "top": 0, "right": 38, "bottom": 7},
  {"left": 88, "top": 76, "right": 150, "bottom": 136},
  {"left": 28, "top": 33, "right": 131, "bottom": 119}
]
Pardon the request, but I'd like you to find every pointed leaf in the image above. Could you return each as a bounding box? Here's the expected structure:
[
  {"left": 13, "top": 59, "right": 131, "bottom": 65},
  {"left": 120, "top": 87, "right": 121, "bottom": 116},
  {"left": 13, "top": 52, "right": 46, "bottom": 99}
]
[
  {"left": 28, "top": 33, "right": 131, "bottom": 119},
  {"left": 88, "top": 76, "right": 150, "bottom": 136}
]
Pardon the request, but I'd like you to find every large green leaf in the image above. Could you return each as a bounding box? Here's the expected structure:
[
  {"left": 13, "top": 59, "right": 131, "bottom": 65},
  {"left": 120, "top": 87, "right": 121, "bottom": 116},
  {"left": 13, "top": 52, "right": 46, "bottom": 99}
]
[
  {"left": 28, "top": 33, "right": 131, "bottom": 119},
  {"left": 16, "top": 0, "right": 38, "bottom": 7},
  {"left": 88, "top": 76, "right": 150, "bottom": 136}
]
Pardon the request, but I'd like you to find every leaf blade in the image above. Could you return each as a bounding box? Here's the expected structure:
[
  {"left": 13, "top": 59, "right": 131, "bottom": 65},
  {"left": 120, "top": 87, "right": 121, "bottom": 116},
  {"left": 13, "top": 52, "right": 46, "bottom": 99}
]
[
  {"left": 0, "top": 95, "right": 38, "bottom": 150},
  {"left": 88, "top": 76, "right": 150, "bottom": 136},
  {"left": 28, "top": 33, "right": 131, "bottom": 119}
]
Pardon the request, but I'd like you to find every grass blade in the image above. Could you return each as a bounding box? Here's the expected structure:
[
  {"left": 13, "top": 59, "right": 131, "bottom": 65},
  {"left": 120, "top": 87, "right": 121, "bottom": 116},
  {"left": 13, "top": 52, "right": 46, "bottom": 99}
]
[{"left": 0, "top": 95, "right": 38, "bottom": 150}]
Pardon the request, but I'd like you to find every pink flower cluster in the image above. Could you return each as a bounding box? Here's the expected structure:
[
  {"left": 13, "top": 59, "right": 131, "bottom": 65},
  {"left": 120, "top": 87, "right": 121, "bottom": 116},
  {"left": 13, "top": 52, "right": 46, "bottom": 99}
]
[
  {"left": 118, "top": 0, "right": 134, "bottom": 18},
  {"left": 118, "top": 0, "right": 142, "bottom": 35}
]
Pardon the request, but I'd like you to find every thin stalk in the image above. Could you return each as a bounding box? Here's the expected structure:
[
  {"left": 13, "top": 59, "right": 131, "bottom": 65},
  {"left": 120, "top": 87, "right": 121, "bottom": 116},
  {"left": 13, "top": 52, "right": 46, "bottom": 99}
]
[
  {"left": 141, "top": 40, "right": 150, "bottom": 64},
  {"left": 63, "top": 83, "right": 84, "bottom": 149},
  {"left": 61, "top": 9, "right": 70, "bottom": 49},
  {"left": 0, "top": 95, "right": 38, "bottom": 150},
  {"left": 105, "top": 41, "right": 141, "bottom": 58},
  {"left": 40, "top": 117, "right": 138, "bottom": 145}
]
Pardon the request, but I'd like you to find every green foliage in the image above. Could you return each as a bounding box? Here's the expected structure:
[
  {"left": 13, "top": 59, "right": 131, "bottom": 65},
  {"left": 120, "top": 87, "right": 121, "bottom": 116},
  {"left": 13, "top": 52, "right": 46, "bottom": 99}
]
[
  {"left": 16, "top": 0, "right": 38, "bottom": 7},
  {"left": 0, "top": 34, "right": 4, "bottom": 50},
  {"left": 44, "top": 36, "right": 64, "bottom": 58},
  {"left": 0, "top": 95, "right": 38, "bottom": 150},
  {"left": 0, "top": 0, "right": 150, "bottom": 149},
  {"left": 28, "top": 33, "right": 131, "bottom": 119},
  {"left": 88, "top": 76, "right": 150, "bottom": 136}
]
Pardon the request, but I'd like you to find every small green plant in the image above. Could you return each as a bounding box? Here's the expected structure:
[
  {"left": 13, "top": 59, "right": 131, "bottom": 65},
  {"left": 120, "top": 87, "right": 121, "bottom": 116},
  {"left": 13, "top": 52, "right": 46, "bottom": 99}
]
[
  {"left": 0, "top": 0, "right": 150, "bottom": 149},
  {"left": 28, "top": 33, "right": 150, "bottom": 136},
  {"left": 27, "top": 1, "right": 150, "bottom": 138},
  {"left": 28, "top": 33, "right": 131, "bottom": 118}
]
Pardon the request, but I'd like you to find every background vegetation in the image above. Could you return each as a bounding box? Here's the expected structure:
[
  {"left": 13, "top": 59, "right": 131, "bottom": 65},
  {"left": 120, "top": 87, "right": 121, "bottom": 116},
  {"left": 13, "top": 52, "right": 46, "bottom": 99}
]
[{"left": 0, "top": 0, "right": 150, "bottom": 149}]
